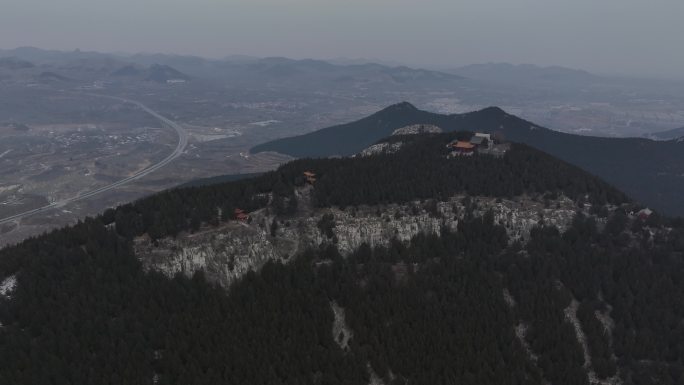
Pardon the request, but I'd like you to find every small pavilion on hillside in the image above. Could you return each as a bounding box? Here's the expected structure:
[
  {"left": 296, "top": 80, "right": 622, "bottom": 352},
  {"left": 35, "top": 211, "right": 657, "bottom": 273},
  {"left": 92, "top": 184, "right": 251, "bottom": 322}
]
[
  {"left": 451, "top": 141, "right": 475, "bottom": 155},
  {"left": 303, "top": 171, "right": 317, "bottom": 184},
  {"left": 234, "top": 208, "right": 249, "bottom": 221}
]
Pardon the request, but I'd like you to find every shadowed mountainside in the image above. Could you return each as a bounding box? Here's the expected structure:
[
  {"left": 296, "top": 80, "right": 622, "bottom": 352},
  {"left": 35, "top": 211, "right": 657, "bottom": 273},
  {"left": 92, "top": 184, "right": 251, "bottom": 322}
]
[{"left": 648, "top": 126, "right": 684, "bottom": 140}]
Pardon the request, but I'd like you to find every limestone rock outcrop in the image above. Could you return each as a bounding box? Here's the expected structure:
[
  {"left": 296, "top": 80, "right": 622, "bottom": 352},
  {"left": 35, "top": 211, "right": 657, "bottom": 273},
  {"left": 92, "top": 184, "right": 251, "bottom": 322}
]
[{"left": 136, "top": 191, "right": 581, "bottom": 288}]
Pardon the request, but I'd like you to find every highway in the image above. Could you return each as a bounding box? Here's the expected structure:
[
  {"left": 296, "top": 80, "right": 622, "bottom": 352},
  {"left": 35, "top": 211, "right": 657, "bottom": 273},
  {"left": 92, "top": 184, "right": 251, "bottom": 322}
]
[{"left": 0, "top": 96, "right": 189, "bottom": 226}]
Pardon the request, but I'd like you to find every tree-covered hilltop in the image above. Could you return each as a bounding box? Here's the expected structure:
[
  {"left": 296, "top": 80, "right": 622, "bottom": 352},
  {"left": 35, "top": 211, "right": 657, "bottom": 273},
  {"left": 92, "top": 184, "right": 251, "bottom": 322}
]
[
  {"left": 3, "top": 131, "right": 678, "bottom": 385},
  {"left": 0, "top": 131, "right": 625, "bottom": 277},
  {"left": 250, "top": 102, "right": 495, "bottom": 158},
  {"left": 298, "top": 133, "right": 627, "bottom": 208},
  {"left": 251, "top": 102, "right": 684, "bottom": 217},
  {"left": 61, "top": 132, "right": 628, "bottom": 252}
]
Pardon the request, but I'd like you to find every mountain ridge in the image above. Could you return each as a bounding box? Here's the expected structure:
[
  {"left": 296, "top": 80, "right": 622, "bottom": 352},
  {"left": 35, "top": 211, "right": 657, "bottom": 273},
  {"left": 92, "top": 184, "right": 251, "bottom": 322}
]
[
  {"left": 2, "top": 129, "right": 683, "bottom": 384},
  {"left": 0, "top": 47, "right": 462, "bottom": 86},
  {"left": 251, "top": 102, "right": 520, "bottom": 158},
  {"left": 647, "top": 126, "right": 684, "bottom": 140},
  {"left": 251, "top": 103, "right": 684, "bottom": 216}
]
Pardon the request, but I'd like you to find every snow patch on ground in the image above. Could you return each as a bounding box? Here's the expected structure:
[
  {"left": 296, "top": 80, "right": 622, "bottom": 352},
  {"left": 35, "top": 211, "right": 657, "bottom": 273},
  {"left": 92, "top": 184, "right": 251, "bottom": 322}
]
[
  {"left": 0, "top": 275, "right": 16, "bottom": 297},
  {"left": 367, "top": 363, "right": 386, "bottom": 385},
  {"left": 595, "top": 306, "right": 615, "bottom": 338},
  {"left": 506, "top": 287, "right": 550, "bottom": 384},
  {"left": 331, "top": 301, "right": 353, "bottom": 351},
  {"left": 503, "top": 288, "right": 516, "bottom": 308},
  {"left": 515, "top": 323, "right": 540, "bottom": 363},
  {"left": 564, "top": 298, "right": 622, "bottom": 385},
  {"left": 564, "top": 299, "right": 592, "bottom": 370},
  {"left": 595, "top": 295, "right": 623, "bottom": 385}
]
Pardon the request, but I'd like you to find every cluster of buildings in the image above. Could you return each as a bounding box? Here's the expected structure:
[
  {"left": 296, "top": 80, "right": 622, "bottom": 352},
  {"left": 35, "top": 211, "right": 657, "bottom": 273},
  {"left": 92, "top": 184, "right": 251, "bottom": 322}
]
[{"left": 447, "top": 133, "right": 509, "bottom": 158}]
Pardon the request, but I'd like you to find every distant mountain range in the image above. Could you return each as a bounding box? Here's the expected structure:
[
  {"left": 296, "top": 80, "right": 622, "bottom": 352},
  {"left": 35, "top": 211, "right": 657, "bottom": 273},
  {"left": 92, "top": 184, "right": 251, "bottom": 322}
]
[
  {"left": 111, "top": 64, "right": 190, "bottom": 83},
  {"left": 252, "top": 102, "right": 684, "bottom": 216},
  {"left": 0, "top": 48, "right": 192, "bottom": 84},
  {"left": 449, "top": 62, "right": 598, "bottom": 85},
  {"left": 166, "top": 56, "right": 464, "bottom": 89},
  {"left": 0, "top": 48, "right": 621, "bottom": 89},
  {"left": 0, "top": 47, "right": 463, "bottom": 89},
  {"left": 647, "top": 126, "right": 684, "bottom": 140},
  {"left": 0, "top": 57, "right": 34, "bottom": 70}
]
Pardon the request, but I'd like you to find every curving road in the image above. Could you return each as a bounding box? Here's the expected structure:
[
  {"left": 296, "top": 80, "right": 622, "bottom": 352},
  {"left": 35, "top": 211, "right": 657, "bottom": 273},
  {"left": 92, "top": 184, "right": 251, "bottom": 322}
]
[{"left": 0, "top": 96, "right": 188, "bottom": 225}]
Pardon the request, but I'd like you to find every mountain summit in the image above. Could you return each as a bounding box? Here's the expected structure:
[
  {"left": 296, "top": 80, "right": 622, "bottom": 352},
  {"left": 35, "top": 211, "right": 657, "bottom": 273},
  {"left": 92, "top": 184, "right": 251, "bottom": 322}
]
[
  {"left": 251, "top": 104, "right": 538, "bottom": 158},
  {"left": 252, "top": 104, "right": 684, "bottom": 216},
  {"left": 384, "top": 101, "right": 418, "bottom": 112}
]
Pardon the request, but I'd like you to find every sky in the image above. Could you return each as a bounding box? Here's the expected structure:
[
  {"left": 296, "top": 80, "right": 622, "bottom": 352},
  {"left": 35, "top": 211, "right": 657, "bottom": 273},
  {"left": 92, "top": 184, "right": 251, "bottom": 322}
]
[{"left": 2, "top": 0, "right": 684, "bottom": 78}]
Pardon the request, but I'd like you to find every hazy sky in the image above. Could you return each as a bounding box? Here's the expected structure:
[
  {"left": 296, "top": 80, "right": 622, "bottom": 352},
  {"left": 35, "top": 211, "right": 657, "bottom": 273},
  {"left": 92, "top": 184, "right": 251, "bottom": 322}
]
[{"left": 2, "top": 0, "right": 684, "bottom": 77}]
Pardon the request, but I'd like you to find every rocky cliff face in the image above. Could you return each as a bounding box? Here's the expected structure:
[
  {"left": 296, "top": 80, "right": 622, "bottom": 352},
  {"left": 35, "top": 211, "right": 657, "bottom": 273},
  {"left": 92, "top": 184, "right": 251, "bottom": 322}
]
[
  {"left": 357, "top": 124, "right": 443, "bottom": 157},
  {"left": 392, "top": 124, "right": 443, "bottom": 136},
  {"left": 135, "top": 222, "right": 284, "bottom": 288},
  {"left": 0, "top": 275, "right": 16, "bottom": 298},
  {"left": 357, "top": 142, "right": 404, "bottom": 157},
  {"left": 135, "top": 190, "right": 582, "bottom": 289}
]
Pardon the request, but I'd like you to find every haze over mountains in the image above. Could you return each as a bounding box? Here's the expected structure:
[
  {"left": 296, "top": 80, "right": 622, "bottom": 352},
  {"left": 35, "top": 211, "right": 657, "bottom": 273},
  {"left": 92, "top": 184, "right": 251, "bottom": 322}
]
[
  {"left": 3, "top": 46, "right": 684, "bottom": 245},
  {"left": 449, "top": 62, "right": 599, "bottom": 86},
  {"left": 3, "top": 47, "right": 684, "bottom": 134},
  {"left": 3, "top": 41, "right": 684, "bottom": 385},
  {"left": 0, "top": 47, "right": 462, "bottom": 89},
  {"left": 3, "top": 0, "right": 684, "bottom": 383}
]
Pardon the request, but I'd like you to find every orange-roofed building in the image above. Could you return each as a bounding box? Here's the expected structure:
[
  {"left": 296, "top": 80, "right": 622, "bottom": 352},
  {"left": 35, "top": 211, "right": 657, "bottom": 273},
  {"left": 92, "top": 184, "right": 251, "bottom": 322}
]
[
  {"left": 303, "top": 171, "right": 317, "bottom": 184},
  {"left": 447, "top": 140, "right": 476, "bottom": 157},
  {"left": 453, "top": 141, "right": 475, "bottom": 151},
  {"left": 234, "top": 208, "right": 249, "bottom": 221}
]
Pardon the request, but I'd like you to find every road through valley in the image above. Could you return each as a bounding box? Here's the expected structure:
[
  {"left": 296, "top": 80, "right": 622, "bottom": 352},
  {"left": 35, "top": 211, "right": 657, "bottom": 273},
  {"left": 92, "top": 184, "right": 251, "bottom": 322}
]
[{"left": 0, "top": 95, "right": 188, "bottom": 226}]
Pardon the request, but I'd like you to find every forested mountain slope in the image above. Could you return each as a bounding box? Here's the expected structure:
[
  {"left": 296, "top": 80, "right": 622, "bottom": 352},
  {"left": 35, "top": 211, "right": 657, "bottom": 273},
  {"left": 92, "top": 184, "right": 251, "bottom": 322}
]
[
  {"left": 1, "top": 133, "right": 684, "bottom": 384},
  {"left": 252, "top": 103, "right": 684, "bottom": 216},
  {"left": 251, "top": 102, "right": 491, "bottom": 157}
]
